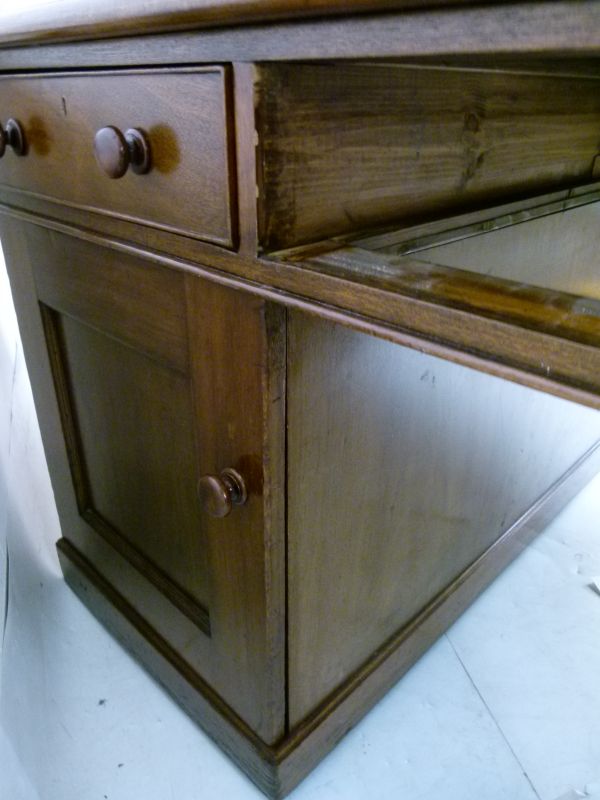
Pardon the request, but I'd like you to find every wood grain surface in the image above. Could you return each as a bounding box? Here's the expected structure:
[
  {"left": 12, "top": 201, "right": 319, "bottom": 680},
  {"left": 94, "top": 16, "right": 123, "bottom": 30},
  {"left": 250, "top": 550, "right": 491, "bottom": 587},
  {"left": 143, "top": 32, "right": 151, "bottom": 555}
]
[
  {"left": 0, "top": 68, "right": 236, "bottom": 248},
  {"left": 257, "top": 62, "right": 600, "bottom": 250},
  {"left": 287, "top": 311, "right": 600, "bottom": 723},
  {"left": 2, "top": 3, "right": 600, "bottom": 68},
  {"left": 2, "top": 5, "right": 600, "bottom": 794},
  {"left": 0, "top": 0, "right": 481, "bottom": 46},
  {"left": 411, "top": 200, "right": 600, "bottom": 298},
  {"left": 0, "top": 218, "right": 286, "bottom": 744},
  {"left": 277, "top": 436, "right": 600, "bottom": 797},
  {"left": 4, "top": 196, "right": 600, "bottom": 409},
  {"left": 55, "top": 433, "right": 600, "bottom": 798},
  {"left": 307, "top": 195, "right": 600, "bottom": 351}
]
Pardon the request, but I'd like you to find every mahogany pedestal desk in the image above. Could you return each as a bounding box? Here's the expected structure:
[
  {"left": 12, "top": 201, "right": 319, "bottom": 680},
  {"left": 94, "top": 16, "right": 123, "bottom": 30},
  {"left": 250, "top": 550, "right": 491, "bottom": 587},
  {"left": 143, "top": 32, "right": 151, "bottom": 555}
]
[{"left": 1, "top": 2, "right": 600, "bottom": 796}]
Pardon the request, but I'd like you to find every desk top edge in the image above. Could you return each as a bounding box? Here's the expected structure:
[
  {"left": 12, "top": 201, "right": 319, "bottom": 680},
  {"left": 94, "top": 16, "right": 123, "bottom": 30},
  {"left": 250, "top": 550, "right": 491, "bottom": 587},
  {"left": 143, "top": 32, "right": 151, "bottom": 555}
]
[
  {"left": 0, "top": 0, "right": 486, "bottom": 48},
  {"left": 1, "top": 0, "right": 598, "bottom": 52},
  {"left": 0, "top": 1, "right": 599, "bottom": 69}
]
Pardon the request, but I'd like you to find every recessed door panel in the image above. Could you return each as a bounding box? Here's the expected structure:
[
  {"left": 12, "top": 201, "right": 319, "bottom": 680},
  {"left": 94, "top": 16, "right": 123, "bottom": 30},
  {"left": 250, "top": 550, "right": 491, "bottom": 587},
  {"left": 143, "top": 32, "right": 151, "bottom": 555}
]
[{"left": 45, "top": 309, "right": 211, "bottom": 628}]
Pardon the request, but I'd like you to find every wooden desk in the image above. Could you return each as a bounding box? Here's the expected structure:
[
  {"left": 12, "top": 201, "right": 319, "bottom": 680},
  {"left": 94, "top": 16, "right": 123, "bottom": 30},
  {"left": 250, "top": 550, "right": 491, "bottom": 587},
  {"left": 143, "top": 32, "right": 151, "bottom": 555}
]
[{"left": 1, "top": 2, "right": 599, "bottom": 796}]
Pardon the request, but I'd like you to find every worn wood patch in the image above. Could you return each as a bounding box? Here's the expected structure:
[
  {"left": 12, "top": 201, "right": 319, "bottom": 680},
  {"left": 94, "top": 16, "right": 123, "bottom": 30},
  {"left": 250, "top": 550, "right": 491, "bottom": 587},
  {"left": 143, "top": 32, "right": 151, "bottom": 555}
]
[{"left": 257, "top": 63, "right": 600, "bottom": 250}]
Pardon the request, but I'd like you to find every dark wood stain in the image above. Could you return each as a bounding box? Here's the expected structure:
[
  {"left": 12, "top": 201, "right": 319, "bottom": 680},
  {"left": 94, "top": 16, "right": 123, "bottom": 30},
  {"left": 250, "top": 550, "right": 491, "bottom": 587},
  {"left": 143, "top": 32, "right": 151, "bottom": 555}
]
[
  {"left": 286, "top": 311, "right": 600, "bottom": 722},
  {"left": 0, "top": 68, "right": 235, "bottom": 248},
  {"left": 257, "top": 62, "right": 600, "bottom": 250},
  {"left": 1, "top": 4, "right": 600, "bottom": 798},
  {"left": 3, "top": 196, "right": 600, "bottom": 409},
  {"left": 1, "top": 219, "right": 286, "bottom": 745}
]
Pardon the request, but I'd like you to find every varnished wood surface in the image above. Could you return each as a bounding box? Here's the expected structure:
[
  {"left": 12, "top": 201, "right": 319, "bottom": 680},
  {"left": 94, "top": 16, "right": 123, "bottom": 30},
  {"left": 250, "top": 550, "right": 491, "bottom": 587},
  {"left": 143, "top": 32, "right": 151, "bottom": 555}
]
[
  {"left": 2, "top": 4, "right": 600, "bottom": 794},
  {"left": 287, "top": 311, "right": 600, "bottom": 722},
  {"left": 352, "top": 183, "right": 600, "bottom": 253},
  {"left": 185, "top": 278, "right": 287, "bottom": 741},
  {"left": 3, "top": 197, "right": 600, "bottom": 410},
  {"left": 41, "top": 302, "right": 212, "bottom": 632},
  {"left": 2, "top": 3, "right": 600, "bottom": 69},
  {"left": 0, "top": 0, "right": 486, "bottom": 47},
  {"left": 33, "top": 229, "right": 191, "bottom": 372},
  {"left": 257, "top": 62, "right": 600, "bottom": 250},
  {"left": 0, "top": 68, "right": 235, "bottom": 248},
  {"left": 412, "top": 200, "right": 600, "bottom": 298},
  {"left": 307, "top": 200, "right": 600, "bottom": 350},
  {"left": 233, "top": 62, "right": 260, "bottom": 256},
  {"left": 303, "top": 191, "right": 600, "bottom": 368},
  {"left": 0, "top": 219, "right": 286, "bottom": 744},
  {"left": 56, "top": 436, "right": 600, "bottom": 799},
  {"left": 277, "top": 437, "right": 600, "bottom": 797}
]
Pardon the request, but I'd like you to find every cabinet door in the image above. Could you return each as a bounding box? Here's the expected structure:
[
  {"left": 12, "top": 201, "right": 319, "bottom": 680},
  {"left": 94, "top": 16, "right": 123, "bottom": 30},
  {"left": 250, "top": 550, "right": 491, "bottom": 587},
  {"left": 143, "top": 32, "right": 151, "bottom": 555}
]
[{"left": 0, "top": 219, "right": 285, "bottom": 743}]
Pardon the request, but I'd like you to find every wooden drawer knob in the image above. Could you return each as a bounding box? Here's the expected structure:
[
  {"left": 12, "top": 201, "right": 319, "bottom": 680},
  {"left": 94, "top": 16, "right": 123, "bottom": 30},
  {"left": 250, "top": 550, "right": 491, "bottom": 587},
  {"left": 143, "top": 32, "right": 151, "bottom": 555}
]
[
  {"left": 93, "top": 126, "right": 151, "bottom": 178},
  {"left": 0, "top": 119, "right": 26, "bottom": 157},
  {"left": 198, "top": 468, "right": 247, "bottom": 518}
]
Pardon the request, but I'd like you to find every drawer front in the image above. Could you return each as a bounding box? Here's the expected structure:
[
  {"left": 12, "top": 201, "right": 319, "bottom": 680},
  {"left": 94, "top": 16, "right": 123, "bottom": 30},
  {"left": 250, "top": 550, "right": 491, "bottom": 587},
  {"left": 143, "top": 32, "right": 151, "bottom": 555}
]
[
  {"left": 0, "top": 68, "right": 235, "bottom": 247},
  {"left": 287, "top": 311, "right": 600, "bottom": 724}
]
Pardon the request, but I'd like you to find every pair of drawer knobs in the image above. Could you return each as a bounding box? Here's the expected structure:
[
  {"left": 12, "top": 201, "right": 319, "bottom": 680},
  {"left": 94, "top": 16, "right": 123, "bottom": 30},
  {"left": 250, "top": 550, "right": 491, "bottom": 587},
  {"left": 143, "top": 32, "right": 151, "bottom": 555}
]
[{"left": 0, "top": 118, "right": 151, "bottom": 179}]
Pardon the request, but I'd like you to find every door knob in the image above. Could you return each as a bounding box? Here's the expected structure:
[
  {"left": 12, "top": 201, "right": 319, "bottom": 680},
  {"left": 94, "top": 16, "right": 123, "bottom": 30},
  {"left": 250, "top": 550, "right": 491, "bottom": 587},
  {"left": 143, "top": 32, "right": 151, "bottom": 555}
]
[
  {"left": 0, "top": 119, "right": 26, "bottom": 157},
  {"left": 93, "top": 126, "right": 151, "bottom": 178},
  {"left": 197, "top": 468, "right": 248, "bottom": 518}
]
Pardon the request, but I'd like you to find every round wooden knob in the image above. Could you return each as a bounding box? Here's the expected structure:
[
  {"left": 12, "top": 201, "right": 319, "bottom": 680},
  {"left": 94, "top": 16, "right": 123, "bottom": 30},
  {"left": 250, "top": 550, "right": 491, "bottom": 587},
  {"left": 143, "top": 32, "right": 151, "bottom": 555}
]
[
  {"left": 0, "top": 119, "right": 26, "bottom": 158},
  {"left": 198, "top": 468, "right": 247, "bottom": 518},
  {"left": 93, "top": 126, "right": 151, "bottom": 178}
]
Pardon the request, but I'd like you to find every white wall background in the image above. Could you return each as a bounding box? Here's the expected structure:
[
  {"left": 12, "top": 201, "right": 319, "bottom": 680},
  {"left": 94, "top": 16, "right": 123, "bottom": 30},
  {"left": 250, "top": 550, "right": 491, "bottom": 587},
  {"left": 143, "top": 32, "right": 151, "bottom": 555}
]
[
  {"left": 0, "top": 238, "right": 63, "bottom": 800},
  {"left": 2, "top": 240, "right": 600, "bottom": 800}
]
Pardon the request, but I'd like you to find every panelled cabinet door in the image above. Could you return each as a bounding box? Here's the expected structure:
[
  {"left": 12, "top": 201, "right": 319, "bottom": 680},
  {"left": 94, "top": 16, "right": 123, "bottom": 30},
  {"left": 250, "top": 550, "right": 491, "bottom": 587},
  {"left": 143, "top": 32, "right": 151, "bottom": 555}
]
[{"left": 0, "top": 219, "right": 286, "bottom": 744}]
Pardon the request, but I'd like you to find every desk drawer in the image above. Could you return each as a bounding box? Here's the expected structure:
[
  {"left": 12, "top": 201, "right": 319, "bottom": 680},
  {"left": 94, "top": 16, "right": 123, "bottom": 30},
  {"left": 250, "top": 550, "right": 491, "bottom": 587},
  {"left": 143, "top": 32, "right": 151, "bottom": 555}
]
[{"left": 0, "top": 68, "right": 235, "bottom": 247}]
